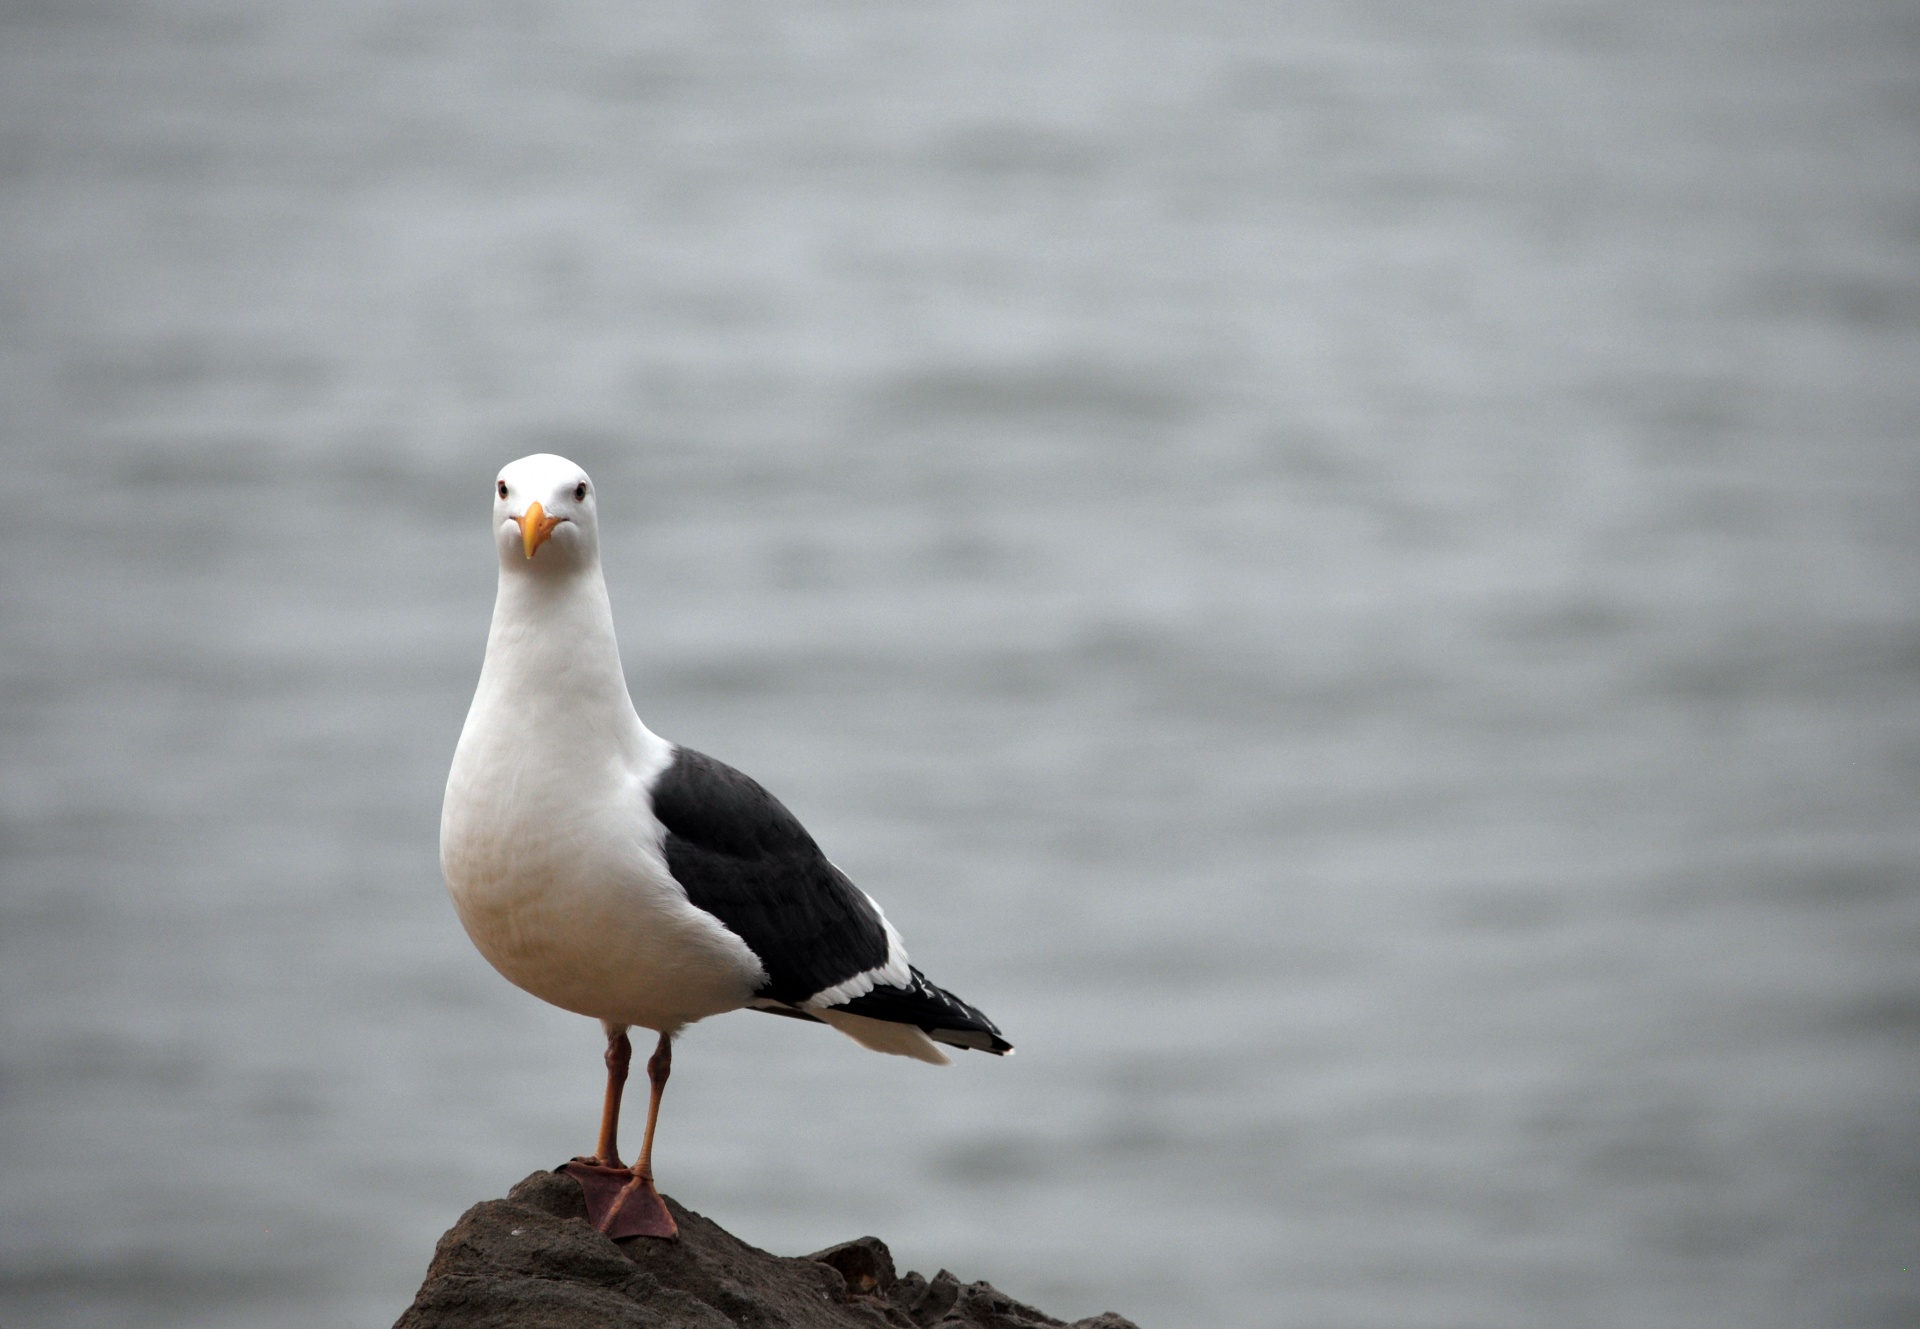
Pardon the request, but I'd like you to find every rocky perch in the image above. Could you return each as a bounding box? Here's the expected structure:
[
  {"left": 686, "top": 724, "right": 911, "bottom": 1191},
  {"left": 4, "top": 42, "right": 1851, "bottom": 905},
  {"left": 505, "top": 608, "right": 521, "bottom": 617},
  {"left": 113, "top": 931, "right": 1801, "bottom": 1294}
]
[{"left": 395, "top": 1171, "right": 1139, "bottom": 1329}]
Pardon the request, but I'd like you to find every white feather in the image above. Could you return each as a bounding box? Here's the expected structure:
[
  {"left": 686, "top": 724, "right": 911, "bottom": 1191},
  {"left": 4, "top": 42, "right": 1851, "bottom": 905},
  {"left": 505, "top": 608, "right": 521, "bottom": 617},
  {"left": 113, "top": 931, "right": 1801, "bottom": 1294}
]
[
  {"left": 801, "top": 886, "right": 912, "bottom": 1008},
  {"left": 814, "top": 1008, "right": 952, "bottom": 1064}
]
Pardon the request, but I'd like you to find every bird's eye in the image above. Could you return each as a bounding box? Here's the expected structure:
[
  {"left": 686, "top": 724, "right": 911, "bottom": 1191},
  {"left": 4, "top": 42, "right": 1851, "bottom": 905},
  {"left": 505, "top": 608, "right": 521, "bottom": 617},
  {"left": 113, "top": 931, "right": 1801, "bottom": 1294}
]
[
  {"left": 497, "top": 480, "right": 508, "bottom": 499},
  {"left": 574, "top": 482, "right": 588, "bottom": 501}
]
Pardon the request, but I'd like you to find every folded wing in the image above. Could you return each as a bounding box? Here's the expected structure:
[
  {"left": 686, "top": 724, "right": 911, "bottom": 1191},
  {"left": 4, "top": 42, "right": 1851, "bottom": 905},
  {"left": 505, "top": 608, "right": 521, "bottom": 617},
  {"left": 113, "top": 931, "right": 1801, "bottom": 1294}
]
[{"left": 648, "top": 746, "right": 1010, "bottom": 1057}]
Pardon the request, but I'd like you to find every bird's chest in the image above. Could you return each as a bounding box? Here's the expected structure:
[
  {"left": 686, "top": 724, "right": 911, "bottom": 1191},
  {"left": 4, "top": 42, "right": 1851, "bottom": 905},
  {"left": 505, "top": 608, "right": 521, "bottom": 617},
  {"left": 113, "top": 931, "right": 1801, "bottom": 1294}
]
[
  {"left": 440, "top": 745, "right": 761, "bottom": 1027},
  {"left": 443, "top": 747, "right": 654, "bottom": 946}
]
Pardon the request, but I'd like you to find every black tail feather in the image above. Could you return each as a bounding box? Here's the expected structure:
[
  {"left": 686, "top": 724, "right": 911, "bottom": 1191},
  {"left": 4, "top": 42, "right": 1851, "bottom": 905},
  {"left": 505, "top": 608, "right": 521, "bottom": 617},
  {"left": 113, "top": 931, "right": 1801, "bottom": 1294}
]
[{"left": 829, "top": 966, "right": 1012, "bottom": 1055}]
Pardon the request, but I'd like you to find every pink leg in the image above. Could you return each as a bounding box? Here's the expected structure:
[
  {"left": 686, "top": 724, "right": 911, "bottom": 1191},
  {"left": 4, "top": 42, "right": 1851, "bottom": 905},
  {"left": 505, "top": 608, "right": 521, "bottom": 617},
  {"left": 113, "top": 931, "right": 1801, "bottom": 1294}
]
[
  {"left": 594, "top": 1027, "right": 631, "bottom": 1167},
  {"left": 635, "top": 1032, "right": 671, "bottom": 1180},
  {"left": 561, "top": 1029, "right": 677, "bottom": 1240}
]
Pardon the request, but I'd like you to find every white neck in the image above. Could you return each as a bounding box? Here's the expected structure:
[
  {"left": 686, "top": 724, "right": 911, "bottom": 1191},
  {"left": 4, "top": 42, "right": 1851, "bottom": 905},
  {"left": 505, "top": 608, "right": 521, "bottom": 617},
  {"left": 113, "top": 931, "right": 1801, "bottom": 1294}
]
[{"left": 463, "top": 561, "right": 659, "bottom": 767}]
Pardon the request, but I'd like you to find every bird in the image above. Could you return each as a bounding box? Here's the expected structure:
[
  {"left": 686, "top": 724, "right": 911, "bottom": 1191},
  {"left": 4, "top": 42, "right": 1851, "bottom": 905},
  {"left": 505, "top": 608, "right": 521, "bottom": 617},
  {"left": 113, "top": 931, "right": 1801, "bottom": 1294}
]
[{"left": 440, "top": 452, "right": 1011, "bottom": 1240}]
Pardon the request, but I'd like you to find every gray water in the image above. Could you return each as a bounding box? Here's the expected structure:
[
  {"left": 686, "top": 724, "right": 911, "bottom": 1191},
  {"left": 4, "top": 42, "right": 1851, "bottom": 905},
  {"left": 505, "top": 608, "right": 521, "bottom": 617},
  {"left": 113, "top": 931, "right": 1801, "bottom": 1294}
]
[{"left": 2, "top": 2, "right": 1917, "bottom": 1327}]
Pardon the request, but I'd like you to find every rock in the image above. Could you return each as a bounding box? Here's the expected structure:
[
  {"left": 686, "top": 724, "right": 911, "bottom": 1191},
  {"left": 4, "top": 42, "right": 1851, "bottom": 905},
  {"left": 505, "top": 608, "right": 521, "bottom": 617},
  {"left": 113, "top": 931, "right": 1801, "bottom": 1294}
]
[{"left": 395, "top": 1171, "right": 1139, "bottom": 1329}]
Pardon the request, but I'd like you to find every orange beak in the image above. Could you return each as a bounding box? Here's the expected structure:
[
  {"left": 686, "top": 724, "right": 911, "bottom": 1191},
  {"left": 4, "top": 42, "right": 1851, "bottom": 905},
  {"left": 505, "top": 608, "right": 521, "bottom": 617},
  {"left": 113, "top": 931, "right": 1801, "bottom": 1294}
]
[{"left": 516, "top": 501, "right": 563, "bottom": 559}]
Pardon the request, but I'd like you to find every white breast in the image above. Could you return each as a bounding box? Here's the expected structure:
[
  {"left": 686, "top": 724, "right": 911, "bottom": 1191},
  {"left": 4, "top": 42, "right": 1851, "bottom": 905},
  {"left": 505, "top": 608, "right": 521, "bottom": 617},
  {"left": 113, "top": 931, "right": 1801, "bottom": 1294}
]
[{"left": 440, "top": 561, "right": 765, "bottom": 1035}]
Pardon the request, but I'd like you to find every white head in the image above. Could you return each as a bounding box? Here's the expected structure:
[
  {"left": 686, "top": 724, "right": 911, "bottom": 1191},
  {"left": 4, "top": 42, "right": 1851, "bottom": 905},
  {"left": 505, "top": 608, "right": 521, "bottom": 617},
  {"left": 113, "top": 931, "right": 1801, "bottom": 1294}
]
[{"left": 491, "top": 454, "right": 600, "bottom": 572}]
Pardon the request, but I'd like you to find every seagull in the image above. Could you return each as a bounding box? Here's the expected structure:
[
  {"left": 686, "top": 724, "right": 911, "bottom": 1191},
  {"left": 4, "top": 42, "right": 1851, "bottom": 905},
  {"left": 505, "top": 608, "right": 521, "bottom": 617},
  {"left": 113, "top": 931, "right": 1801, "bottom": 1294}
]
[{"left": 441, "top": 453, "right": 1011, "bottom": 1240}]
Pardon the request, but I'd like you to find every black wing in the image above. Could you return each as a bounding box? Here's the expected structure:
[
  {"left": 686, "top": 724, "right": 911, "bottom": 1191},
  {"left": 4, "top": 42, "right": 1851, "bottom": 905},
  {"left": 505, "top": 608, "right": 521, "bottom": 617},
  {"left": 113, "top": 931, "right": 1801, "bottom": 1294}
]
[
  {"left": 835, "top": 965, "right": 1013, "bottom": 1054},
  {"left": 651, "top": 745, "right": 1013, "bottom": 1055},
  {"left": 649, "top": 746, "right": 890, "bottom": 1004}
]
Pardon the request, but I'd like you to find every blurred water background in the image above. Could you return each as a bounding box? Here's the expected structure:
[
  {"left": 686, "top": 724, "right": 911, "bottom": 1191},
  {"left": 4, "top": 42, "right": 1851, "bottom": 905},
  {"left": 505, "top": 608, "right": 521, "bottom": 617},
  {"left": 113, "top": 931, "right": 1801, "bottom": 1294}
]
[{"left": 2, "top": 2, "right": 1917, "bottom": 1326}]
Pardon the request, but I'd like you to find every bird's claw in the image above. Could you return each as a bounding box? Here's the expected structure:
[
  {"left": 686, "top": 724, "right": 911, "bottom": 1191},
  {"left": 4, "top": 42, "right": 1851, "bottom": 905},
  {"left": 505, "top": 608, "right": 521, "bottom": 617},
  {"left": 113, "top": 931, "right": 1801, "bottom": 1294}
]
[{"left": 559, "top": 1158, "right": 678, "bottom": 1240}]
